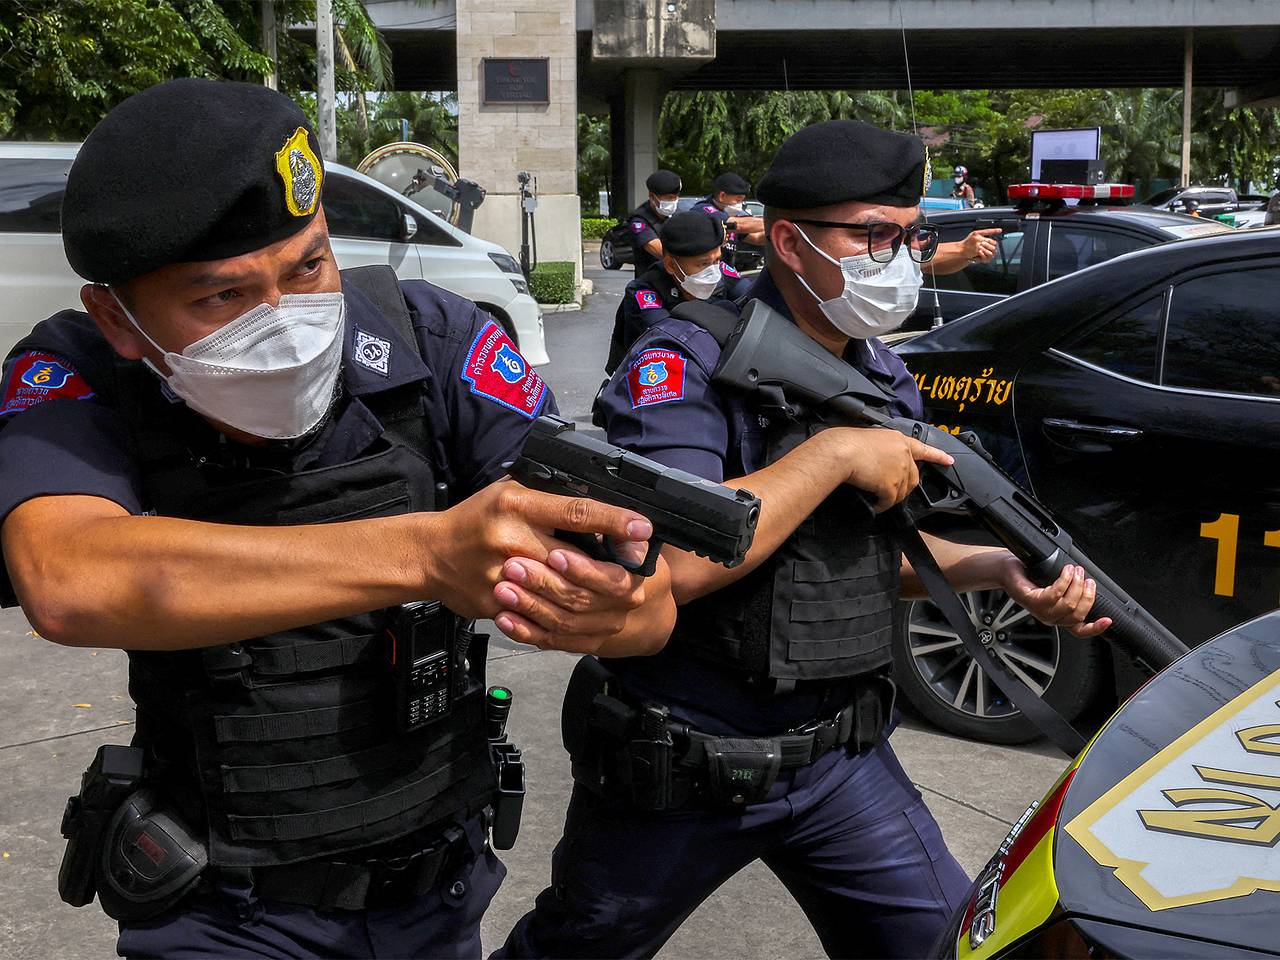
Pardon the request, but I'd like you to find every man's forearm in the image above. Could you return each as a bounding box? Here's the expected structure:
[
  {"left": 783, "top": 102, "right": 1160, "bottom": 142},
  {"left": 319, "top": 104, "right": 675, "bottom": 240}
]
[
  {"left": 898, "top": 532, "right": 1008, "bottom": 600},
  {"left": 4, "top": 497, "right": 438, "bottom": 650},
  {"left": 926, "top": 242, "right": 972, "bottom": 276},
  {"left": 661, "top": 432, "right": 852, "bottom": 604}
]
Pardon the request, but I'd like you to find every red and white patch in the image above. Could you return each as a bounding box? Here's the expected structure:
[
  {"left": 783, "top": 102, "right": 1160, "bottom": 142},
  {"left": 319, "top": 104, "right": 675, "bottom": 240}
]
[
  {"left": 634, "top": 289, "right": 664, "bottom": 311},
  {"left": 1, "top": 351, "right": 94, "bottom": 417},
  {"left": 702, "top": 205, "right": 719, "bottom": 214},
  {"left": 460, "top": 320, "right": 547, "bottom": 419},
  {"left": 720, "top": 263, "right": 741, "bottom": 278},
  {"left": 630, "top": 219, "right": 646, "bottom": 234},
  {"left": 627, "top": 349, "right": 687, "bottom": 408}
]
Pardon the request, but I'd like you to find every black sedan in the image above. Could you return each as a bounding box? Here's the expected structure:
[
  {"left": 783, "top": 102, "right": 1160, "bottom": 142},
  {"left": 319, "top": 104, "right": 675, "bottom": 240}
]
[
  {"left": 892, "top": 226, "right": 1280, "bottom": 743},
  {"left": 911, "top": 200, "right": 1231, "bottom": 330}
]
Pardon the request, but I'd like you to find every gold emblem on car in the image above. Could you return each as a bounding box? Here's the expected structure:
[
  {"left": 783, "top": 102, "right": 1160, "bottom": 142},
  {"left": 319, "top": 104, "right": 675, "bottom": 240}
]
[{"left": 1066, "top": 668, "right": 1280, "bottom": 911}]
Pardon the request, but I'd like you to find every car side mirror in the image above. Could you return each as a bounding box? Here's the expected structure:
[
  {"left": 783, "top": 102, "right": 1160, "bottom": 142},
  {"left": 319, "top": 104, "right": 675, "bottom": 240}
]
[{"left": 401, "top": 212, "right": 419, "bottom": 242}]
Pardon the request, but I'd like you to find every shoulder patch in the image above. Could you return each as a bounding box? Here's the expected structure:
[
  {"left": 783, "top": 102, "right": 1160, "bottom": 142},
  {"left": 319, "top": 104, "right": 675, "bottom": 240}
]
[
  {"left": 634, "top": 289, "right": 664, "bottom": 311},
  {"left": 460, "top": 320, "right": 547, "bottom": 419},
  {"left": 1, "top": 351, "right": 95, "bottom": 416},
  {"left": 702, "top": 205, "right": 718, "bottom": 213},
  {"left": 630, "top": 219, "right": 646, "bottom": 233},
  {"left": 720, "top": 263, "right": 740, "bottom": 278},
  {"left": 627, "top": 348, "right": 687, "bottom": 408}
]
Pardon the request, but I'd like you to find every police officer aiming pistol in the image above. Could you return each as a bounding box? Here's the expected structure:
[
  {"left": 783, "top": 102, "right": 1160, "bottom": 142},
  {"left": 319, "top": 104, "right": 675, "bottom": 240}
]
[
  {"left": 0, "top": 79, "right": 676, "bottom": 957},
  {"left": 626, "top": 170, "right": 683, "bottom": 275},
  {"left": 499, "top": 120, "right": 1107, "bottom": 959}
]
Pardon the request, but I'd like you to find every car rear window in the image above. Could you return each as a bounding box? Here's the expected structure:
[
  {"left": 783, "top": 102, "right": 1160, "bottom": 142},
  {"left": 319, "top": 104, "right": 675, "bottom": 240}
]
[
  {"left": 1058, "top": 294, "right": 1165, "bottom": 382},
  {"left": 926, "top": 223, "right": 1026, "bottom": 296},
  {"left": 0, "top": 157, "right": 72, "bottom": 233},
  {"left": 1163, "top": 266, "right": 1280, "bottom": 398},
  {"left": 1046, "top": 225, "right": 1149, "bottom": 281}
]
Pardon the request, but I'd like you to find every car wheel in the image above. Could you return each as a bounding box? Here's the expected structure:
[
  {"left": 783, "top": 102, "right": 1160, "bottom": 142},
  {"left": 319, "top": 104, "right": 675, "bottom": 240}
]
[
  {"left": 599, "top": 238, "right": 621, "bottom": 270},
  {"left": 891, "top": 590, "right": 1103, "bottom": 744}
]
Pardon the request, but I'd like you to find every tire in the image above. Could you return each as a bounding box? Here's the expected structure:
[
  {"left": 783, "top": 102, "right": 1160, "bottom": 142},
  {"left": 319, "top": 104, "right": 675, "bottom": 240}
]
[
  {"left": 891, "top": 590, "right": 1104, "bottom": 744},
  {"left": 599, "top": 238, "right": 621, "bottom": 270}
]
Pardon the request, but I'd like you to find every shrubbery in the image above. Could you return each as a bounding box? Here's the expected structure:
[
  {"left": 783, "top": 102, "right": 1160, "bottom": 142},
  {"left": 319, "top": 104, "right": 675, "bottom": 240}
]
[
  {"left": 581, "top": 217, "right": 618, "bottom": 241},
  {"left": 528, "top": 261, "right": 576, "bottom": 305}
]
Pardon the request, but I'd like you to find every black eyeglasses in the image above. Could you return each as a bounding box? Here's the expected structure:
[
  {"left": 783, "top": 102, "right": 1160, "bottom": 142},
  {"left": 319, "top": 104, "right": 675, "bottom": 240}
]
[{"left": 789, "top": 219, "right": 941, "bottom": 264}]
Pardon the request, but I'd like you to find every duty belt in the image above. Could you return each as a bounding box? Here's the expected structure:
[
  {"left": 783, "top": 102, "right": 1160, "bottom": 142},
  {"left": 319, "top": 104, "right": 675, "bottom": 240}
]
[
  {"left": 678, "top": 703, "right": 857, "bottom": 771},
  {"left": 232, "top": 824, "right": 471, "bottom": 911}
]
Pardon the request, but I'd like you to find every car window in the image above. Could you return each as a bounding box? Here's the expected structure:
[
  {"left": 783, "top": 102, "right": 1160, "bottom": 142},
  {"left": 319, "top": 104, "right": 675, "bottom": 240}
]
[
  {"left": 323, "top": 174, "right": 404, "bottom": 241},
  {"left": 1058, "top": 294, "right": 1164, "bottom": 382},
  {"left": 926, "top": 222, "right": 1026, "bottom": 296},
  {"left": 1145, "top": 188, "right": 1180, "bottom": 206},
  {"left": 1163, "top": 267, "right": 1280, "bottom": 398},
  {"left": 0, "top": 158, "right": 72, "bottom": 233},
  {"left": 404, "top": 209, "right": 463, "bottom": 247},
  {"left": 1046, "top": 225, "right": 1148, "bottom": 281}
]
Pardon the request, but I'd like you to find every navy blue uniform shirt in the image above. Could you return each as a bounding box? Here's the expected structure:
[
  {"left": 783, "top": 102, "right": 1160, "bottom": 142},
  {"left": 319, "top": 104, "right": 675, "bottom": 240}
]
[
  {"left": 596, "top": 268, "right": 923, "bottom": 735},
  {"left": 625, "top": 201, "right": 666, "bottom": 275},
  {"left": 0, "top": 277, "right": 554, "bottom": 606},
  {"left": 605, "top": 262, "right": 746, "bottom": 374}
]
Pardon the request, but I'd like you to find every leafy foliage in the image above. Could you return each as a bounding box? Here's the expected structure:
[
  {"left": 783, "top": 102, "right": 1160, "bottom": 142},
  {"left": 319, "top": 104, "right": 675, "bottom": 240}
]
[
  {"left": 335, "top": 91, "right": 459, "bottom": 168},
  {"left": 528, "top": 260, "right": 575, "bottom": 305},
  {"left": 581, "top": 217, "right": 617, "bottom": 241}
]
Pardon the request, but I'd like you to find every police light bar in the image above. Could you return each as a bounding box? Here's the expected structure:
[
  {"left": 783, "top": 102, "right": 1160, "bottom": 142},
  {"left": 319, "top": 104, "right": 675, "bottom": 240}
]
[{"left": 1008, "top": 183, "right": 1135, "bottom": 201}]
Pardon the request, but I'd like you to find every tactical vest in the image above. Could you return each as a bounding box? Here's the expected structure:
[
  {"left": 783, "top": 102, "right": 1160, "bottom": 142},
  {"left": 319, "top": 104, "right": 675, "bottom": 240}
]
[
  {"left": 675, "top": 410, "right": 900, "bottom": 683},
  {"left": 107, "top": 291, "right": 494, "bottom": 868}
]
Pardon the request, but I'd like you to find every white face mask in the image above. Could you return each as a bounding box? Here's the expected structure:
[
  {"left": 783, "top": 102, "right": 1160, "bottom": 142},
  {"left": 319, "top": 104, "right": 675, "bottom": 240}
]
[
  {"left": 673, "top": 260, "right": 722, "bottom": 300},
  {"left": 723, "top": 202, "right": 747, "bottom": 216},
  {"left": 793, "top": 225, "right": 923, "bottom": 339},
  {"left": 114, "top": 290, "right": 347, "bottom": 440},
  {"left": 655, "top": 198, "right": 679, "bottom": 217}
]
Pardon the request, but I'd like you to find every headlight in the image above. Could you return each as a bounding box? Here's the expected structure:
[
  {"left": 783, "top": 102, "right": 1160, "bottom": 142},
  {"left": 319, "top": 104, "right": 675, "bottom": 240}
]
[
  {"left": 510, "top": 277, "right": 530, "bottom": 296},
  {"left": 488, "top": 252, "right": 521, "bottom": 274}
]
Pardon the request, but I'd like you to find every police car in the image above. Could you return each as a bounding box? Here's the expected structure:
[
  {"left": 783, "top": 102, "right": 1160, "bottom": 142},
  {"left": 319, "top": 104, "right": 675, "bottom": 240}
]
[
  {"left": 912, "top": 183, "right": 1232, "bottom": 330},
  {"left": 932, "top": 609, "right": 1280, "bottom": 960},
  {"left": 891, "top": 225, "right": 1280, "bottom": 744},
  {"left": 0, "top": 142, "right": 548, "bottom": 364}
]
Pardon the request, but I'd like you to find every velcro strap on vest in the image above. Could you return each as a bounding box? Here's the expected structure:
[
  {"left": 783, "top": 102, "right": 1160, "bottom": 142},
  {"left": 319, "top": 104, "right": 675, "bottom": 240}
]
[
  {"left": 226, "top": 758, "right": 465, "bottom": 842},
  {"left": 245, "top": 634, "right": 383, "bottom": 677},
  {"left": 789, "top": 587, "right": 898, "bottom": 624},
  {"left": 214, "top": 698, "right": 382, "bottom": 744}
]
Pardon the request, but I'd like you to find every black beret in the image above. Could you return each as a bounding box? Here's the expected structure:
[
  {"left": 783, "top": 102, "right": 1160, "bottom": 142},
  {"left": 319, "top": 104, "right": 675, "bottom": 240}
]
[
  {"left": 757, "top": 120, "right": 929, "bottom": 209},
  {"left": 711, "top": 171, "right": 751, "bottom": 196},
  {"left": 659, "top": 209, "right": 724, "bottom": 256},
  {"left": 63, "top": 78, "right": 325, "bottom": 284},
  {"left": 645, "top": 170, "right": 682, "bottom": 195}
]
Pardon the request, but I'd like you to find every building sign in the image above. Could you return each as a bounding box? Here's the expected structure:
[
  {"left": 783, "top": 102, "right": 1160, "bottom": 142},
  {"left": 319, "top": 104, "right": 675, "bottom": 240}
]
[{"left": 482, "top": 58, "right": 550, "bottom": 105}]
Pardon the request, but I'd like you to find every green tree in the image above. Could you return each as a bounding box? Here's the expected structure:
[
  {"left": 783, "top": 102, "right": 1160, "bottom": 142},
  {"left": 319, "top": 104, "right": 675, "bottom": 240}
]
[
  {"left": 335, "top": 91, "right": 459, "bottom": 168},
  {"left": 578, "top": 112, "right": 611, "bottom": 213}
]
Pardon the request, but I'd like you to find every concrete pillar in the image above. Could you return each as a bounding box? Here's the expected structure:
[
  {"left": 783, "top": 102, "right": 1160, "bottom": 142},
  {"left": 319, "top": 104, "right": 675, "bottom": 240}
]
[
  {"left": 608, "top": 92, "right": 626, "bottom": 218},
  {"left": 455, "top": 0, "right": 582, "bottom": 294},
  {"left": 1180, "top": 28, "right": 1193, "bottom": 188},
  {"left": 623, "top": 69, "right": 665, "bottom": 210}
]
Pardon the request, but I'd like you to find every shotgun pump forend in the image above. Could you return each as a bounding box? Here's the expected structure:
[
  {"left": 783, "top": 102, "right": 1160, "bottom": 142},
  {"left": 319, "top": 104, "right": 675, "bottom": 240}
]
[
  {"left": 710, "top": 299, "right": 1189, "bottom": 673},
  {"left": 506, "top": 415, "right": 760, "bottom": 577}
]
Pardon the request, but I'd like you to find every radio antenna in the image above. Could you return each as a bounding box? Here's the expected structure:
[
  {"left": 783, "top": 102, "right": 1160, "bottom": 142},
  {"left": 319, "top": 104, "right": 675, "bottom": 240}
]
[{"left": 899, "top": 2, "right": 945, "bottom": 329}]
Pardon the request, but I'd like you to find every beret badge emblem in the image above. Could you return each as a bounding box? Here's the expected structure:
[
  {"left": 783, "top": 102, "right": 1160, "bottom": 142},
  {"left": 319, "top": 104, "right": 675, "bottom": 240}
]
[{"left": 275, "top": 127, "right": 323, "bottom": 218}]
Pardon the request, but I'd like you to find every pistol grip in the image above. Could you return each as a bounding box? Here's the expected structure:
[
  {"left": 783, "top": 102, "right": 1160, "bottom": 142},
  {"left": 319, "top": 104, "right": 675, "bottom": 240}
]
[{"left": 552, "top": 530, "right": 659, "bottom": 577}]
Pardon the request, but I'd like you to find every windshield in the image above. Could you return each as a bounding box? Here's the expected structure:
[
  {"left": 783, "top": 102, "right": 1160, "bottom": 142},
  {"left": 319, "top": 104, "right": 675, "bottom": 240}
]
[{"left": 1145, "top": 188, "right": 1182, "bottom": 206}]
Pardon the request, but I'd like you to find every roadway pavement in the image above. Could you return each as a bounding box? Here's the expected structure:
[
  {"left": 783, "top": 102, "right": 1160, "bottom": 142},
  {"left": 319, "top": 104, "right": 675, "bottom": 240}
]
[{"left": 0, "top": 256, "right": 1070, "bottom": 959}]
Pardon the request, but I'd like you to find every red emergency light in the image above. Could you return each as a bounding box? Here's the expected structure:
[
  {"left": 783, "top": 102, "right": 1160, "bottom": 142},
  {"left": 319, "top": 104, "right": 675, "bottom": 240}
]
[{"left": 1008, "top": 183, "right": 1135, "bottom": 201}]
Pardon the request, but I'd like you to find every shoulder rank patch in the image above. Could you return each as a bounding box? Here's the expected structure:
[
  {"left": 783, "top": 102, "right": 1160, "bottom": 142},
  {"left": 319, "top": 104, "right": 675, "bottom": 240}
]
[
  {"left": 634, "top": 289, "right": 664, "bottom": 311},
  {"left": 1, "top": 351, "right": 95, "bottom": 417},
  {"left": 460, "top": 320, "right": 547, "bottom": 419},
  {"left": 630, "top": 219, "right": 646, "bottom": 233},
  {"left": 353, "top": 328, "right": 391, "bottom": 376},
  {"left": 720, "top": 263, "right": 740, "bottom": 278},
  {"left": 627, "top": 348, "right": 687, "bottom": 409}
]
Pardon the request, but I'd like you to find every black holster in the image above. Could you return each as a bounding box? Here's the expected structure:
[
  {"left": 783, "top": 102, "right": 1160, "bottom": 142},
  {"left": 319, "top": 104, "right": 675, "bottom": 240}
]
[{"left": 96, "top": 788, "right": 208, "bottom": 922}]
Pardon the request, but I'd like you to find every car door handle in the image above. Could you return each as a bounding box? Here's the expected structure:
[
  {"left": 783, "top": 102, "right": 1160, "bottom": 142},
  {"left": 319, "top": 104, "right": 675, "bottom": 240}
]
[{"left": 1042, "top": 418, "right": 1144, "bottom": 442}]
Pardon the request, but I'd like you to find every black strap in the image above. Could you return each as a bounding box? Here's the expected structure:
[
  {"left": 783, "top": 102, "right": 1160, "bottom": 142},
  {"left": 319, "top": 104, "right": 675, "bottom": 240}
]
[
  {"left": 213, "top": 699, "right": 382, "bottom": 744},
  {"left": 670, "top": 299, "right": 742, "bottom": 346},
  {"left": 895, "top": 518, "right": 1086, "bottom": 757},
  {"left": 342, "top": 265, "right": 416, "bottom": 347}
]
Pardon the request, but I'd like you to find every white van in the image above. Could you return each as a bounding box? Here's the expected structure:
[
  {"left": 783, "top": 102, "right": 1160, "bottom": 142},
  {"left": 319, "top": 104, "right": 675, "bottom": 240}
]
[{"left": 0, "top": 143, "right": 548, "bottom": 365}]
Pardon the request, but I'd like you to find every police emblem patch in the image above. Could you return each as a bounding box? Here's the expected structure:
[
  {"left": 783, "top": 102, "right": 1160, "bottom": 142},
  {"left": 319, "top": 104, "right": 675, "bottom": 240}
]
[
  {"left": 460, "top": 320, "right": 547, "bottom": 419},
  {"left": 627, "top": 348, "right": 686, "bottom": 408},
  {"left": 275, "top": 126, "right": 323, "bottom": 218},
  {"left": 630, "top": 220, "right": 645, "bottom": 233},
  {"left": 635, "top": 290, "right": 663, "bottom": 310},
  {"left": 720, "top": 263, "right": 740, "bottom": 278},
  {"left": 1, "top": 351, "right": 95, "bottom": 417},
  {"left": 353, "top": 329, "right": 391, "bottom": 376}
]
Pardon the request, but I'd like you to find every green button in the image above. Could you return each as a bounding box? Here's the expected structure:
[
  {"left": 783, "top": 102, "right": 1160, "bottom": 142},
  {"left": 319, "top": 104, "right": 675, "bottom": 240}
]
[{"left": 490, "top": 687, "right": 511, "bottom": 700}]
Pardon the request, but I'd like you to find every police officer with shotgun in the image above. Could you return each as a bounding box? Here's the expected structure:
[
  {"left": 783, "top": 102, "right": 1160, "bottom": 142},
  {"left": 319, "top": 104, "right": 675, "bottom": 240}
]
[
  {"left": 498, "top": 120, "right": 1108, "bottom": 959},
  {"left": 0, "top": 79, "right": 677, "bottom": 958}
]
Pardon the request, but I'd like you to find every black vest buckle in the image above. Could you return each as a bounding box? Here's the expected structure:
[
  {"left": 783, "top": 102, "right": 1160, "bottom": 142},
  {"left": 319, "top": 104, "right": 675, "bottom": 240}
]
[{"left": 200, "top": 644, "right": 253, "bottom": 682}]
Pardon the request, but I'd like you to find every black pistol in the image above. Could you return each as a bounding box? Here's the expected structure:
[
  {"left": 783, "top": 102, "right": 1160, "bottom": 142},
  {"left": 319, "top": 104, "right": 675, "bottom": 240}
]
[
  {"left": 710, "top": 299, "right": 1189, "bottom": 674},
  {"left": 507, "top": 415, "right": 761, "bottom": 576}
]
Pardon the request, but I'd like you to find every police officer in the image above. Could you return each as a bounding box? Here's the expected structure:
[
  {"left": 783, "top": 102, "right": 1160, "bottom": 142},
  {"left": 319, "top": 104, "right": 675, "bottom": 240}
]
[
  {"left": 498, "top": 120, "right": 1108, "bottom": 959},
  {"left": 604, "top": 210, "right": 744, "bottom": 375},
  {"left": 0, "top": 80, "right": 677, "bottom": 958},
  {"left": 626, "top": 170, "right": 682, "bottom": 275},
  {"left": 694, "top": 171, "right": 766, "bottom": 270}
]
